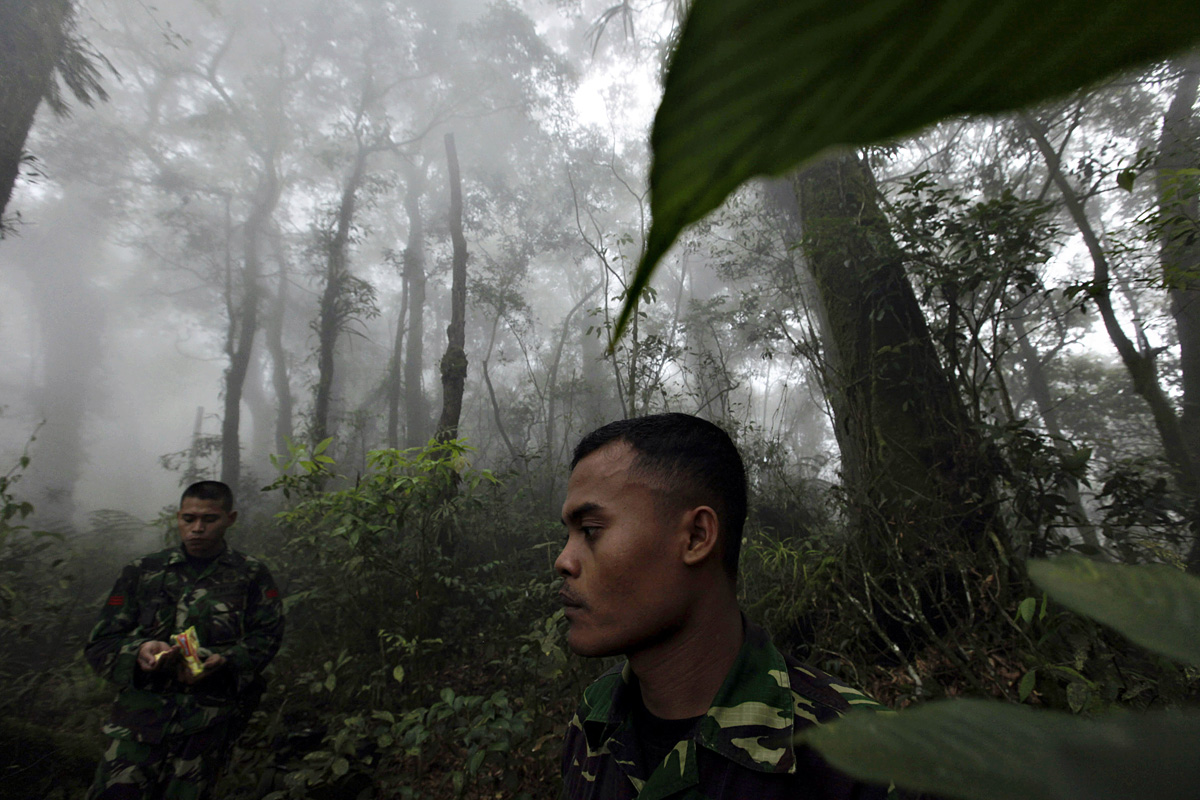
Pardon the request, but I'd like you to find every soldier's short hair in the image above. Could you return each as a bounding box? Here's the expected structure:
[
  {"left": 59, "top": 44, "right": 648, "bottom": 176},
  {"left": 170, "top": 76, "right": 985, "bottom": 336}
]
[
  {"left": 572, "top": 413, "right": 747, "bottom": 580},
  {"left": 181, "top": 480, "right": 235, "bottom": 512}
]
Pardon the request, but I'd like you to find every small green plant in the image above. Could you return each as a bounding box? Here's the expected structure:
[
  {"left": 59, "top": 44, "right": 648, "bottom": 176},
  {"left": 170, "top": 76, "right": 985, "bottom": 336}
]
[{"left": 267, "top": 689, "right": 531, "bottom": 800}]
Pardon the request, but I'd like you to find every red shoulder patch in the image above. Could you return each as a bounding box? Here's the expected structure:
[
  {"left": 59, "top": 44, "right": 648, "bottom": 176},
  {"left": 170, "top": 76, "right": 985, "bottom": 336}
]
[
  {"left": 265, "top": 588, "right": 279, "bottom": 599},
  {"left": 107, "top": 595, "right": 125, "bottom": 606}
]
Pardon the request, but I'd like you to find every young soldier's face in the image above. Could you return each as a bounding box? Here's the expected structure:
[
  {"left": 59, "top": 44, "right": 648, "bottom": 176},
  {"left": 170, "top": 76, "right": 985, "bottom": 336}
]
[
  {"left": 556, "top": 442, "right": 692, "bottom": 657},
  {"left": 177, "top": 497, "right": 237, "bottom": 558}
]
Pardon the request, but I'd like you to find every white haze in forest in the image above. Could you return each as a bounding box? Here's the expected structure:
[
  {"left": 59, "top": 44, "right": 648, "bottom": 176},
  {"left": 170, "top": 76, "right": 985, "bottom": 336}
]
[
  {"left": 1, "top": 0, "right": 1176, "bottom": 540},
  {"left": 0, "top": 0, "right": 808, "bottom": 526}
]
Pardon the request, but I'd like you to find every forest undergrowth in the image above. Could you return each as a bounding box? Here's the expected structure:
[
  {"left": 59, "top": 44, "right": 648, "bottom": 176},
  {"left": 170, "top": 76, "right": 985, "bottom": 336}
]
[{"left": 1, "top": 430, "right": 1197, "bottom": 800}]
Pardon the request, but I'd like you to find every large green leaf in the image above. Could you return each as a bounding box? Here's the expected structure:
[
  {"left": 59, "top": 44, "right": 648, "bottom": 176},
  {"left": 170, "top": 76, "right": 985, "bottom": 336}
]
[
  {"left": 1029, "top": 555, "right": 1200, "bottom": 666},
  {"left": 801, "top": 700, "right": 1200, "bottom": 800},
  {"left": 616, "top": 0, "right": 1200, "bottom": 340}
]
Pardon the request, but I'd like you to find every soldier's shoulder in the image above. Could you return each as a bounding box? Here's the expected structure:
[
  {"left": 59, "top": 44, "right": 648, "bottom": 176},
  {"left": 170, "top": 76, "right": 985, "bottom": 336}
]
[
  {"left": 223, "top": 547, "right": 275, "bottom": 576},
  {"left": 782, "top": 653, "right": 888, "bottom": 723}
]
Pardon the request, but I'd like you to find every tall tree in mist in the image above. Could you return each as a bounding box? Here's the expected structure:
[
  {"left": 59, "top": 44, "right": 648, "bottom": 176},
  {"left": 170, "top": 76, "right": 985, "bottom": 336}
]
[
  {"left": 0, "top": 0, "right": 107, "bottom": 228},
  {"left": 792, "top": 153, "right": 1002, "bottom": 559},
  {"left": 6, "top": 190, "right": 106, "bottom": 520},
  {"left": 401, "top": 160, "right": 431, "bottom": 448},
  {"left": 221, "top": 157, "right": 282, "bottom": 486},
  {"left": 266, "top": 229, "right": 295, "bottom": 457},
  {"left": 310, "top": 83, "right": 379, "bottom": 448},
  {"left": 1157, "top": 58, "right": 1200, "bottom": 569},
  {"left": 435, "top": 132, "right": 469, "bottom": 443}
]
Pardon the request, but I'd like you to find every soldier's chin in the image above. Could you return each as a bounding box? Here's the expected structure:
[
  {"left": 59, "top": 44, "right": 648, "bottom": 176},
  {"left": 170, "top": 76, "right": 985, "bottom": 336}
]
[{"left": 566, "top": 628, "right": 619, "bottom": 659}]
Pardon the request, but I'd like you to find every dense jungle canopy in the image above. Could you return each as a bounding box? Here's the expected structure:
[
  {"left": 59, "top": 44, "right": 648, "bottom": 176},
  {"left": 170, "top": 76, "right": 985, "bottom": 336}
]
[{"left": 1, "top": 0, "right": 1199, "bottom": 798}]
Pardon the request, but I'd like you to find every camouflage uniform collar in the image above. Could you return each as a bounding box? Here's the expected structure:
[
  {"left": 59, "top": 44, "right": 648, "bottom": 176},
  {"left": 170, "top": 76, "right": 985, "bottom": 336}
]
[
  {"left": 581, "top": 618, "right": 797, "bottom": 780},
  {"left": 168, "top": 543, "right": 235, "bottom": 567},
  {"left": 698, "top": 620, "right": 796, "bottom": 773}
]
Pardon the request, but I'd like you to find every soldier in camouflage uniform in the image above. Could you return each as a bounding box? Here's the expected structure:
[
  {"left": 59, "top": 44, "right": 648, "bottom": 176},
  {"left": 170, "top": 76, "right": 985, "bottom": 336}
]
[
  {"left": 555, "top": 414, "right": 891, "bottom": 799},
  {"left": 85, "top": 481, "right": 284, "bottom": 800}
]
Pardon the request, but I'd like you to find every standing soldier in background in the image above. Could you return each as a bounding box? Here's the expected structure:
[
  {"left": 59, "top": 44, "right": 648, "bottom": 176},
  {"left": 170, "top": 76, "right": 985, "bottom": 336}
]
[{"left": 85, "top": 480, "right": 284, "bottom": 799}]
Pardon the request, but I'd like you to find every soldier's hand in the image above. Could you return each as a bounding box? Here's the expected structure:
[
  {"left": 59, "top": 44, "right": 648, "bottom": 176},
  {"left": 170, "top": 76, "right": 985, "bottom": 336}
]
[
  {"left": 177, "top": 652, "right": 227, "bottom": 684},
  {"left": 137, "top": 641, "right": 177, "bottom": 672}
]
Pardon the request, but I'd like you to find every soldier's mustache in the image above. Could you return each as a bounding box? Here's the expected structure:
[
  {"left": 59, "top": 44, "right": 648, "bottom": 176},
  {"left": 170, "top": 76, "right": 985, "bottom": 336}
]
[{"left": 559, "top": 586, "right": 586, "bottom": 609}]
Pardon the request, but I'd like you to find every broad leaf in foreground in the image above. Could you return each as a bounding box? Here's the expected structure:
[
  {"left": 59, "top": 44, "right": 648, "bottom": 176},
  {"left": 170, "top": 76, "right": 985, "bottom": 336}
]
[
  {"left": 616, "top": 0, "right": 1200, "bottom": 340},
  {"left": 800, "top": 700, "right": 1200, "bottom": 800},
  {"left": 1029, "top": 555, "right": 1200, "bottom": 666}
]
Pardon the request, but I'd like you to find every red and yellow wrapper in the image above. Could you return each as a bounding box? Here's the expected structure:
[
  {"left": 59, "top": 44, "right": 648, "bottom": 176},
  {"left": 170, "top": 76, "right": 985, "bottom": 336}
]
[{"left": 172, "top": 626, "right": 205, "bottom": 676}]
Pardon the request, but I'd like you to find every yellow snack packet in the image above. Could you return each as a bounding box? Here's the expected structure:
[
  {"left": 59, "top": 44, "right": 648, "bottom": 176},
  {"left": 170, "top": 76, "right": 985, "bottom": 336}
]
[{"left": 172, "top": 626, "right": 205, "bottom": 676}]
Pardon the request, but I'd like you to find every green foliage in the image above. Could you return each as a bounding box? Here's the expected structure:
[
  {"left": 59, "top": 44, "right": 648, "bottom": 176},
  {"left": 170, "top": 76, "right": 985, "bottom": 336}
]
[
  {"left": 891, "top": 173, "right": 1058, "bottom": 301},
  {"left": 798, "top": 558, "right": 1200, "bottom": 799},
  {"left": 0, "top": 438, "right": 71, "bottom": 681},
  {"left": 1028, "top": 556, "right": 1200, "bottom": 666},
  {"left": 988, "top": 422, "right": 1094, "bottom": 559},
  {"left": 801, "top": 698, "right": 1200, "bottom": 800},
  {"left": 1096, "top": 457, "right": 1192, "bottom": 563},
  {"left": 740, "top": 529, "right": 838, "bottom": 638},
  {"left": 269, "top": 691, "right": 530, "bottom": 800},
  {"left": 267, "top": 439, "right": 498, "bottom": 684},
  {"left": 230, "top": 438, "right": 575, "bottom": 798},
  {"left": 616, "top": 0, "right": 1200, "bottom": 341}
]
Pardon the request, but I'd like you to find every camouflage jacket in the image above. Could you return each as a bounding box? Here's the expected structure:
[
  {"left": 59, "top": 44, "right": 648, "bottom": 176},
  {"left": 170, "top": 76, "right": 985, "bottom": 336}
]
[
  {"left": 85, "top": 544, "right": 284, "bottom": 744},
  {"left": 560, "top": 622, "right": 891, "bottom": 800}
]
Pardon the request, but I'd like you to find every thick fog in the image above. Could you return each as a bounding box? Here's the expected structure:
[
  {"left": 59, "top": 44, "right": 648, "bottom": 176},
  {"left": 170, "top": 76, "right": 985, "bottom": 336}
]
[
  {"left": 1, "top": 0, "right": 1189, "bottom": 541},
  {"left": 2, "top": 0, "right": 755, "bottom": 525}
]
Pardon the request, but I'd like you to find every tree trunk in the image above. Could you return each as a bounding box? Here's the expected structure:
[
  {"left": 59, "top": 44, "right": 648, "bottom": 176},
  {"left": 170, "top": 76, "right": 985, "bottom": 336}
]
[
  {"left": 792, "top": 152, "right": 1000, "bottom": 556},
  {"left": 436, "top": 132, "right": 468, "bottom": 443},
  {"left": 266, "top": 229, "right": 293, "bottom": 457},
  {"left": 479, "top": 311, "right": 519, "bottom": 461},
  {"left": 1157, "top": 58, "right": 1200, "bottom": 571},
  {"left": 386, "top": 276, "right": 409, "bottom": 450},
  {"left": 0, "top": 0, "right": 71, "bottom": 224},
  {"left": 387, "top": 173, "right": 422, "bottom": 449},
  {"left": 790, "top": 152, "right": 1007, "bottom": 656},
  {"left": 243, "top": 349, "right": 274, "bottom": 469},
  {"left": 312, "top": 143, "right": 368, "bottom": 446},
  {"left": 220, "top": 165, "right": 279, "bottom": 487},
  {"left": 404, "top": 161, "right": 431, "bottom": 447},
  {"left": 1011, "top": 308, "right": 1099, "bottom": 551},
  {"left": 11, "top": 189, "right": 103, "bottom": 523},
  {"left": 544, "top": 283, "right": 601, "bottom": 502}
]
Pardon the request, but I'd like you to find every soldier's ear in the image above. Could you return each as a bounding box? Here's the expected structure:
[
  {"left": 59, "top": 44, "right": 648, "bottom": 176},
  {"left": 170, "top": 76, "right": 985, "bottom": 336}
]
[
  {"left": 227, "top": 510, "right": 238, "bottom": 525},
  {"left": 680, "top": 506, "right": 719, "bottom": 567}
]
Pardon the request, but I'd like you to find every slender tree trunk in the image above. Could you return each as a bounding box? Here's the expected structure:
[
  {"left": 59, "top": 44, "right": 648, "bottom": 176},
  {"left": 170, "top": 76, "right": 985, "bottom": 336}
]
[
  {"left": 266, "top": 230, "right": 293, "bottom": 456},
  {"left": 1011, "top": 308, "right": 1099, "bottom": 551},
  {"left": 186, "top": 405, "right": 205, "bottom": 482},
  {"left": 387, "top": 173, "right": 423, "bottom": 449},
  {"left": 0, "top": 0, "right": 71, "bottom": 224},
  {"left": 545, "top": 284, "right": 600, "bottom": 480},
  {"left": 220, "top": 165, "right": 279, "bottom": 487},
  {"left": 386, "top": 275, "right": 409, "bottom": 450},
  {"left": 404, "top": 161, "right": 430, "bottom": 447},
  {"left": 1024, "top": 116, "right": 1200, "bottom": 541},
  {"left": 312, "top": 142, "right": 368, "bottom": 446},
  {"left": 243, "top": 350, "right": 274, "bottom": 469},
  {"left": 436, "top": 132, "right": 468, "bottom": 443},
  {"left": 482, "top": 314, "right": 519, "bottom": 461}
]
